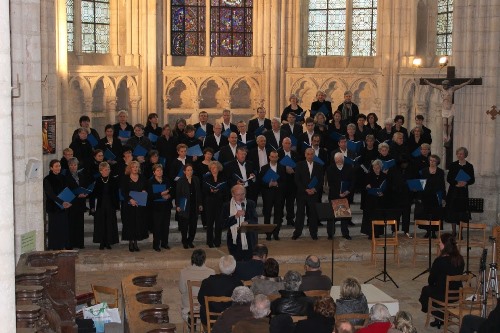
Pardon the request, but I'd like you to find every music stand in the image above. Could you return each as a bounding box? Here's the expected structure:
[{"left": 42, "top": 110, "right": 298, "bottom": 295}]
[
  {"left": 365, "top": 208, "right": 401, "bottom": 288},
  {"left": 463, "top": 198, "right": 484, "bottom": 275},
  {"left": 412, "top": 208, "right": 442, "bottom": 280},
  {"left": 315, "top": 203, "right": 336, "bottom": 285},
  {"left": 238, "top": 224, "right": 277, "bottom": 234}
]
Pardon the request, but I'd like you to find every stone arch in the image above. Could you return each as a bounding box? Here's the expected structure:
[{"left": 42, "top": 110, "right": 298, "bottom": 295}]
[
  {"left": 165, "top": 77, "right": 197, "bottom": 109},
  {"left": 290, "top": 78, "right": 318, "bottom": 110},
  {"left": 199, "top": 77, "right": 229, "bottom": 109},
  {"left": 93, "top": 75, "right": 116, "bottom": 98},
  {"left": 68, "top": 78, "right": 86, "bottom": 116},
  {"left": 350, "top": 78, "right": 378, "bottom": 115},
  {"left": 321, "top": 78, "right": 348, "bottom": 106},
  {"left": 229, "top": 78, "right": 252, "bottom": 109},
  {"left": 68, "top": 76, "right": 92, "bottom": 100},
  {"left": 92, "top": 79, "right": 105, "bottom": 112},
  {"left": 116, "top": 78, "right": 130, "bottom": 112}
]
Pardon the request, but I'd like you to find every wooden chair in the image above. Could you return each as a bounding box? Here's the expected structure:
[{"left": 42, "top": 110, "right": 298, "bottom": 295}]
[
  {"left": 335, "top": 313, "right": 369, "bottom": 329},
  {"left": 371, "top": 220, "right": 399, "bottom": 265},
  {"left": 446, "top": 284, "right": 482, "bottom": 331},
  {"left": 413, "top": 220, "right": 442, "bottom": 266},
  {"left": 291, "top": 315, "right": 308, "bottom": 323},
  {"left": 267, "top": 293, "right": 281, "bottom": 302},
  {"left": 91, "top": 284, "right": 119, "bottom": 308},
  {"left": 425, "top": 274, "right": 472, "bottom": 330},
  {"left": 241, "top": 280, "right": 253, "bottom": 287},
  {"left": 204, "top": 295, "right": 232, "bottom": 333},
  {"left": 183, "top": 280, "right": 202, "bottom": 333},
  {"left": 304, "top": 289, "right": 330, "bottom": 298},
  {"left": 458, "top": 221, "right": 487, "bottom": 256}
]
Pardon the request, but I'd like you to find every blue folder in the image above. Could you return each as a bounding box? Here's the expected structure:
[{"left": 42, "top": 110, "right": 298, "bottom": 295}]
[
  {"left": 347, "top": 140, "right": 363, "bottom": 153},
  {"left": 187, "top": 144, "right": 203, "bottom": 157},
  {"left": 254, "top": 125, "right": 266, "bottom": 136},
  {"left": 313, "top": 155, "right": 325, "bottom": 166},
  {"left": 295, "top": 111, "right": 306, "bottom": 122},
  {"left": 119, "top": 130, "right": 131, "bottom": 139},
  {"left": 221, "top": 128, "right": 231, "bottom": 137},
  {"left": 133, "top": 145, "right": 148, "bottom": 157},
  {"left": 307, "top": 176, "right": 318, "bottom": 189},
  {"left": 411, "top": 147, "right": 421, "bottom": 158},
  {"left": 382, "top": 159, "right": 396, "bottom": 171},
  {"left": 195, "top": 127, "right": 206, "bottom": 138},
  {"left": 153, "top": 184, "right": 167, "bottom": 202},
  {"left": 262, "top": 168, "right": 280, "bottom": 184},
  {"left": 455, "top": 169, "right": 471, "bottom": 182},
  {"left": 340, "top": 181, "right": 351, "bottom": 193},
  {"left": 436, "top": 190, "right": 444, "bottom": 206},
  {"left": 344, "top": 156, "right": 360, "bottom": 166},
  {"left": 317, "top": 104, "right": 329, "bottom": 115},
  {"left": 205, "top": 181, "right": 226, "bottom": 190},
  {"left": 367, "top": 180, "right": 387, "bottom": 196},
  {"left": 239, "top": 139, "right": 256, "bottom": 150},
  {"left": 213, "top": 151, "right": 220, "bottom": 161},
  {"left": 177, "top": 197, "right": 187, "bottom": 211},
  {"left": 129, "top": 191, "right": 148, "bottom": 206},
  {"left": 72, "top": 182, "right": 95, "bottom": 195},
  {"left": 148, "top": 132, "right": 158, "bottom": 143},
  {"left": 289, "top": 135, "right": 298, "bottom": 147},
  {"left": 330, "top": 131, "right": 343, "bottom": 142},
  {"left": 158, "top": 157, "right": 166, "bottom": 167},
  {"left": 175, "top": 167, "right": 184, "bottom": 181},
  {"left": 87, "top": 134, "right": 98, "bottom": 147},
  {"left": 406, "top": 179, "right": 427, "bottom": 191},
  {"left": 302, "top": 141, "right": 312, "bottom": 150},
  {"left": 104, "top": 148, "right": 116, "bottom": 161},
  {"left": 279, "top": 155, "right": 296, "bottom": 168},
  {"left": 56, "top": 187, "right": 76, "bottom": 209},
  {"left": 118, "top": 189, "right": 124, "bottom": 201}
]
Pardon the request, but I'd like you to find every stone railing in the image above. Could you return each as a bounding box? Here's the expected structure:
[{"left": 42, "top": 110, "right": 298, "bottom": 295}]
[
  {"left": 16, "top": 250, "right": 78, "bottom": 333},
  {"left": 122, "top": 272, "right": 176, "bottom": 333}
]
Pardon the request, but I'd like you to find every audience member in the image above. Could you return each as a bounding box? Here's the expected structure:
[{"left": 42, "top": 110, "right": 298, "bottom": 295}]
[
  {"left": 335, "top": 321, "right": 355, "bottom": 333},
  {"left": 233, "top": 294, "right": 271, "bottom": 333},
  {"left": 387, "top": 310, "right": 417, "bottom": 333},
  {"left": 212, "top": 286, "right": 254, "bottom": 333},
  {"left": 234, "top": 244, "right": 268, "bottom": 281},
  {"left": 251, "top": 258, "right": 284, "bottom": 296},
  {"left": 356, "top": 303, "right": 392, "bottom": 333},
  {"left": 335, "top": 277, "right": 369, "bottom": 326},
  {"left": 299, "top": 255, "right": 332, "bottom": 291},
  {"left": 294, "top": 296, "right": 336, "bottom": 333},
  {"left": 459, "top": 298, "right": 500, "bottom": 333},
  {"left": 271, "top": 270, "right": 312, "bottom": 316}
]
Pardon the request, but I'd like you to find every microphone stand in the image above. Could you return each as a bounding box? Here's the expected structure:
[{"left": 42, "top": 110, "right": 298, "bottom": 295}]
[{"left": 412, "top": 213, "right": 435, "bottom": 280}]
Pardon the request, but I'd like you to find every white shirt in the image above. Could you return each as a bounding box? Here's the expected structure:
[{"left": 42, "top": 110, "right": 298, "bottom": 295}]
[
  {"left": 200, "top": 123, "right": 207, "bottom": 131},
  {"left": 313, "top": 147, "right": 320, "bottom": 156},
  {"left": 230, "top": 144, "right": 237, "bottom": 157},
  {"left": 273, "top": 130, "right": 281, "bottom": 146},
  {"left": 258, "top": 119, "right": 265, "bottom": 127},
  {"left": 223, "top": 122, "right": 231, "bottom": 131},
  {"left": 258, "top": 148, "right": 268, "bottom": 169},
  {"left": 307, "top": 161, "right": 314, "bottom": 176},
  {"left": 270, "top": 163, "right": 277, "bottom": 172},
  {"left": 240, "top": 133, "right": 247, "bottom": 143},
  {"left": 307, "top": 131, "right": 314, "bottom": 143},
  {"left": 178, "top": 157, "right": 186, "bottom": 165},
  {"left": 237, "top": 162, "right": 248, "bottom": 186},
  {"left": 283, "top": 150, "right": 291, "bottom": 157},
  {"left": 214, "top": 134, "right": 221, "bottom": 145}
]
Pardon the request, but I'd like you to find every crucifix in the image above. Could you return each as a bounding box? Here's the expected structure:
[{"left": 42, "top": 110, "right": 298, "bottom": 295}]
[{"left": 420, "top": 66, "right": 482, "bottom": 144}]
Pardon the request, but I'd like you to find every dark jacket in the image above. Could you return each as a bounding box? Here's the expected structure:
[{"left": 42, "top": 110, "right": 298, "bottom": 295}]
[
  {"left": 248, "top": 118, "right": 272, "bottom": 137},
  {"left": 299, "top": 271, "right": 332, "bottom": 291},
  {"left": 335, "top": 294, "right": 369, "bottom": 326},
  {"left": 212, "top": 303, "right": 253, "bottom": 333},
  {"left": 198, "top": 274, "right": 243, "bottom": 325},
  {"left": 234, "top": 259, "right": 264, "bottom": 281},
  {"left": 175, "top": 176, "right": 202, "bottom": 218},
  {"left": 271, "top": 290, "right": 313, "bottom": 316},
  {"left": 294, "top": 313, "right": 334, "bottom": 333}
]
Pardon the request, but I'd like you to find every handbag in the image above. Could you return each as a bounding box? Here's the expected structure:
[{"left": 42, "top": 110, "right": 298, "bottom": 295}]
[{"left": 83, "top": 302, "right": 121, "bottom": 333}]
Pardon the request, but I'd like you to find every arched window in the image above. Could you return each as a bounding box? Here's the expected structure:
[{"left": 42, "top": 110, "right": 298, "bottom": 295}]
[
  {"left": 66, "top": 0, "right": 110, "bottom": 54},
  {"left": 171, "top": 0, "right": 206, "bottom": 56},
  {"left": 436, "top": 0, "right": 453, "bottom": 55},
  {"left": 308, "top": 0, "right": 377, "bottom": 56}
]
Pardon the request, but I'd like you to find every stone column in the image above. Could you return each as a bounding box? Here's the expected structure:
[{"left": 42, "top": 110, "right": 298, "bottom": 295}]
[
  {"left": 267, "top": 0, "right": 281, "bottom": 117},
  {"left": 0, "top": 0, "right": 15, "bottom": 331},
  {"left": 130, "top": 96, "right": 142, "bottom": 125},
  {"left": 106, "top": 97, "right": 117, "bottom": 124}
]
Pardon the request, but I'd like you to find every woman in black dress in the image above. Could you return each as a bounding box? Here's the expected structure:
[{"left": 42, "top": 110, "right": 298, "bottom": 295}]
[
  {"left": 87, "top": 149, "right": 104, "bottom": 216},
  {"left": 156, "top": 124, "right": 178, "bottom": 165},
  {"left": 43, "top": 159, "right": 72, "bottom": 250},
  {"left": 281, "top": 94, "right": 304, "bottom": 123},
  {"left": 65, "top": 157, "right": 89, "bottom": 249},
  {"left": 144, "top": 113, "right": 163, "bottom": 145},
  {"left": 310, "top": 90, "right": 333, "bottom": 121},
  {"left": 377, "top": 118, "right": 394, "bottom": 144},
  {"left": 176, "top": 164, "right": 202, "bottom": 249},
  {"left": 147, "top": 164, "right": 173, "bottom": 251},
  {"left": 93, "top": 162, "right": 119, "bottom": 249},
  {"left": 194, "top": 148, "right": 213, "bottom": 179},
  {"left": 143, "top": 150, "right": 160, "bottom": 180},
  {"left": 366, "top": 112, "right": 382, "bottom": 136},
  {"left": 203, "top": 161, "right": 228, "bottom": 248},
  {"left": 418, "top": 154, "right": 446, "bottom": 238},
  {"left": 113, "top": 110, "right": 134, "bottom": 144},
  {"left": 360, "top": 159, "right": 387, "bottom": 238},
  {"left": 173, "top": 118, "right": 187, "bottom": 139},
  {"left": 98, "top": 124, "right": 122, "bottom": 172},
  {"left": 69, "top": 128, "right": 94, "bottom": 170},
  {"left": 446, "top": 147, "right": 475, "bottom": 236},
  {"left": 419, "top": 233, "right": 464, "bottom": 328},
  {"left": 121, "top": 161, "right": 149, "bottom": 252}
]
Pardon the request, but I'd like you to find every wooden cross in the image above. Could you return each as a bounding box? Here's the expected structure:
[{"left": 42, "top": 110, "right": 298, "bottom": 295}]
[{"left": 420, "top": 66, "right": 482, "bottom": 89}]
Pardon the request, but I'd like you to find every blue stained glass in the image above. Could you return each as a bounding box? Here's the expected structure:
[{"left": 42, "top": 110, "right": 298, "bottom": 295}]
[
  {"left": 171, "top": 2, "right": 205, "bottom": 55},
  {"left": 172, "top": 8, "right": 185, "bottom": 31},
  {"left": 232, "top": 9, "right": 245, "bottom": 32}
]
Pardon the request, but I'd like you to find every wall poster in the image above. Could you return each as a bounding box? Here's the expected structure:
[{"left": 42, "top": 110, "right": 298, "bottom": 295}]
[{"left": 42, "top": 115, "right": 56, "bottom": 154}]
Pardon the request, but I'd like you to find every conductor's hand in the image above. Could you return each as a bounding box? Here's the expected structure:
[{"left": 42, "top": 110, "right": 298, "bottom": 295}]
[{"left": 235, "top": 209, "right": 245, "bottom": 218}]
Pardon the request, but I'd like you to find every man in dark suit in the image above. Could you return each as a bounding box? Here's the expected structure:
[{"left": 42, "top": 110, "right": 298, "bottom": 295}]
[
  {"left": 234, "top": 244, "right": 268, "bottom": 281},
  {"left": 326, "top": 152, "right": 355, "bottom": 240},
  {"left": 236, "top": 120, "right": 254, "bottom": 145},
  {"left": 281, "top": 112, "right": 303, "bottom": 139},
  {"left": 415, "top": 114, "right": 432, "bottom": 144},
  {"left": 278, "top": 137, "right": 298, "bottom": 226},
  {"left": 198, "top": 255, "right": 243, "bottom": 325},
  {"left": 224, "top": 147, "right": 258, "bottom": 203},
  {"left": 204, "top": 123, "right": 228, "bottom": 153},
  {"left": 218, "top": 131, "right": 239, "bottom": 165},
  {"left": 248, "top": 135, "right": 270, "bottom": 173},
  {"left": 264, "top": 117, "right": 285, "bottom": 150},
  {"left": 331, "top": 135, "right": 358, "bottom": 161},
  {"left": 311, "top": 134, "right": 329, "bottom": 168},
  {"left": 248, "top": 106, "right": 271, "bottom": 138},
  {"left": 337, "top": 90, "right": 359, "bottom": 126},
  {"left": 297, "top": 117, "right": 317, "bottom": 158},
  {"left": 219, "top": 185, "right": 259, "bottom": 261},
  {"left": 193, "top": 110, "right": 214, "bottom": 140},
  {"left": 259, "top": 150, "right": 286, "bottom": 240},
  {"left": 311, "top": 90, "right": 333, "bottom": 121},
  {"left": 292, "top": 148, "right": 324, "bottom": 240},
  {"left": 222, "top": 109, "right": 238, "bottom": 133}
]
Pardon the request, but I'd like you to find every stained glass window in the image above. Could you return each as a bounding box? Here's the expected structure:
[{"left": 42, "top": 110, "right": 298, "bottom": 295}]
[
  {"left": 81, "top": 0, "right": 110, "bottom": 53},
  {"left": 436, "top": 0, "right": 453, "bottom": 55},
  {"left": 352, "top": 0, "right": 376, "bottom": 56},
  {"left": 210, "top": 0, "right": 253, "bottom": 57},
  {"left": 171, "top": 0, "right": 206, "bottom": 56},
  {"left": 67, "top": 0, "right": 74, "bottom": 52},
  {"left": 307, "top": 0, "right": 377, "bottom": 56}
]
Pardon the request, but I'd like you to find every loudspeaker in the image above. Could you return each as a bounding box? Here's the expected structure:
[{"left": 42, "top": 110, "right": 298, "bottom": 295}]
[{"left": 26, "top": 158, "right": 42, "bottom": 179}]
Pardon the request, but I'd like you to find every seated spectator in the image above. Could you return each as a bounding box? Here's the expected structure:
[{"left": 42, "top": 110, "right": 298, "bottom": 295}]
[
  {"left": 234, "top": 244, "right": 268, "bottom": 281},
  {"left": 212, "top": 286, "right": 254, "bottom": 333},
  {"left": 356, "top": 303, "right": 392, "bottom": 333},
  {"left": 335, "top": 277, "right": 369, "bottom": 326},
  {"left": 251, "top": 258, "right": 284, "bottom": 296},
  {"left": 233, "top": 294, "right": 271, "bottom": 333},
  {"left": 299, "top": 255, "right": 332, "bottom": 291},
  {"left": 270, "top": 314, "right": 294, "bottom": 333},
  {"left": 178, "top": 249, "right": 215, "bottom": 321},
  {"left": 294, "top": 296, "right": 336, "bottom": 333},
  {"left": 271, "top": 270, "right": 313, "bottom": 316},
  {"left": 459, "top": 298, "right": 500, "bottom": 333},
  {"left": 388, "top": 310, "right": 417, "bottom": 333},
  {"left": 198, "top": 255, "right": 243, "bottom": 325},
  {"left": 335, "top": 321, "right": 355, "bottom": 333}
]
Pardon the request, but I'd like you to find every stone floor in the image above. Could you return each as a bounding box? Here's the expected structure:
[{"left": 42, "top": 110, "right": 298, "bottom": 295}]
[{"left": 74, "top": 224, "right": 492, "bottom": 333}]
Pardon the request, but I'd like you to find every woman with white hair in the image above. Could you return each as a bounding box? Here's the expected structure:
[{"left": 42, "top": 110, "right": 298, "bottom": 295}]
[
  {"left": 377, "top": 118, "right": 394, "bottom": 143},
  {"left": 281, "top": 94, "right": 304, "bottom": 124},
  {"left": 388, "top": 310, "right": 417, "bottom": 333},
  {"left": 356, "top": 303, "right": 391, "bottom": 333},
  {"left": 212, "top": 286, "right": 254, "bottom": 333},
  {"left": 113, "top": 110, "right": 133, "bottom": 144}
]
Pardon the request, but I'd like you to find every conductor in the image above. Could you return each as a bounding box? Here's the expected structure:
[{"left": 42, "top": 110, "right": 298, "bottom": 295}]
[{"left": 220, "top": 184, "right": 259, "bottom": 261}]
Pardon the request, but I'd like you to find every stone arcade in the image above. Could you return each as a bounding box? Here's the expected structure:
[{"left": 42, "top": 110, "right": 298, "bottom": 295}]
[{"left": 1, "top": 1, "right": 499, "bottom": 330}]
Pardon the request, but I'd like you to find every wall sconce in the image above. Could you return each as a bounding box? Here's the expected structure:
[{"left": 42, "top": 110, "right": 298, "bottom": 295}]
[
  {"left": 439, "top": 56, "right": 448, "bottom": 67},
  {"left": 412, "top": 58, "right": 422, "bottom": 67}
]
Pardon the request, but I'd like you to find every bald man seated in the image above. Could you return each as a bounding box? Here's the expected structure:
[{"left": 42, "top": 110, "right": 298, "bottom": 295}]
[{"left": 299, "top": 255, "right": 332, "bottom": 291}]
